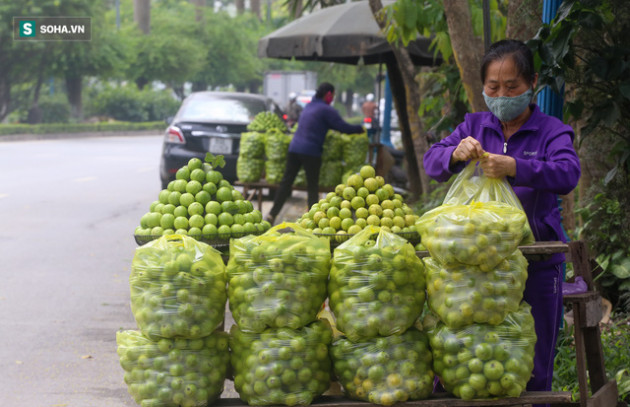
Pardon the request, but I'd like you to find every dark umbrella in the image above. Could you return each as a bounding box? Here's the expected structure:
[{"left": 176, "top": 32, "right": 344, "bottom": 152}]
[{"left": 257, "top": 0, "right": 440, "bottom": 66}]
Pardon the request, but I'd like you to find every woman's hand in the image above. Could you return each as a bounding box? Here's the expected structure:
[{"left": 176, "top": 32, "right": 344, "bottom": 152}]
[
  {"left": 451, "top": 137, "right": 485, "bottom": 165},
  {"left": 480, "top": 153, "right": 516, "bottom": 178}
]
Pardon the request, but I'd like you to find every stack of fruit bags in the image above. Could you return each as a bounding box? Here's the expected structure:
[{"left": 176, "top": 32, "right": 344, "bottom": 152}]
[
  {"left": 237, "top": 131, "right": 265, "bottom": 182},
  {"left": 117, "top": 235, "right": 230, "bottom": 407},
  {"left": 328, "top": 227, "right": 433, "bottom": 405},
  {"left": 226, "top": 223, "right": 333, "bottom": 406},
  {"left": 296, "top": 165, "right": 419, "bottom": 245},
  {"left": 341, "top": 132, "right": 370, "bottom": 181},
  {"left": 415, "top": 160, "right": 537, "bottom": 400},
  {"left": 134, "top": 155, "right": 271, "bottom": 247},
  {"left": 319, "top": 131, "right": 345, "bottom": 187}
]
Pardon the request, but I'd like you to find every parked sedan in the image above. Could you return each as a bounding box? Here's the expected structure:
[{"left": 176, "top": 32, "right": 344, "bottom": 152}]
[{"left": 159, "top": 91, "right": 283, "bottom": 188}]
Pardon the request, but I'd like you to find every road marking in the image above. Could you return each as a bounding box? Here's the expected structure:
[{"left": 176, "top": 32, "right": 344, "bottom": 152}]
[{"left": 73, "top": 176, "right": 97, "bottom": 182}]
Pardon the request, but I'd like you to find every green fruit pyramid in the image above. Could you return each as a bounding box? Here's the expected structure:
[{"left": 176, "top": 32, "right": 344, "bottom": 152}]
[
  {"left": 130, "top": 234, "right": 227, "bottom": 340},
  {"left": 331, "top": 328, "right": 434, "bottom": 405},
  {"left": 135, "top": 155, "right": 271, "bottom": 243},
  {"left": 329, "top": 227, "right": 426, "bottom": 341},
  {"left": 229, "top": 320, "right": 333, "bottom": 406},
  {"left": 425, "top": 304, "right": 537, "bottom": 400},
  {"left": 117, "top": 329, "right": 229, "bottom": 407},
  {"left": 247, "top": 111, "right": 287, "bottom": 132},
  {"left": 297, "top": 165, "right": 419, "bottom": 241}
]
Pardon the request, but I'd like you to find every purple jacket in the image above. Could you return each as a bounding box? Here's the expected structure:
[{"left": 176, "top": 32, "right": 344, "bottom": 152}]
[
  {"left": 423, "top": 105, "right": 581, "bottom": 265},
  {"left": 289, "top": 97, "right": 364, "bottom": 157}
]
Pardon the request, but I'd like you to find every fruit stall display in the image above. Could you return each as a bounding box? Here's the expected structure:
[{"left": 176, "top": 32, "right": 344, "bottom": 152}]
[
  {"left": 118, "top": 235, "right": 230, "bottom": 407},
  {"left": 236, "top": 132, "right": 265, "bottom": 183},
  {"left": 296, "top": 165, "right": 420, "bottom": 245},
  {"left": 415, "top": 161, "right": 539, "bottom": 400},
  {"left": 134, "top": 155, "right": 271, "bottom": 249}
]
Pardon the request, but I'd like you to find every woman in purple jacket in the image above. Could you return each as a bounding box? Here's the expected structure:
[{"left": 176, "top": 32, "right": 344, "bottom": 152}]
[
  {"left": 266, "top": 82, "right": 364, "bottom": 224},
  {"left": 423, "top": 40, "right": 580, "bottom": 401}
]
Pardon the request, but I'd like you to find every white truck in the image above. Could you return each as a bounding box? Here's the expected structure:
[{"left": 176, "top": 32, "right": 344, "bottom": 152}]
[{"left": 263, "top": 70, "right": 318, "bottom": 110}]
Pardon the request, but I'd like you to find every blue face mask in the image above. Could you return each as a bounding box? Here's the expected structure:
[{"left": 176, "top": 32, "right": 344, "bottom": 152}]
[{"left": 483, "top": 88, "right": 533, "bottom": 122}]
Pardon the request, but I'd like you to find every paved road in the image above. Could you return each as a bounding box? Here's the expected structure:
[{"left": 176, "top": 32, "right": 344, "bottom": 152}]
[
  {"left": 0, "top": 134, "right": 312, "bottom": 406},
  {"left": 0, "top": 135, "right": 166, "bottom": 406}
]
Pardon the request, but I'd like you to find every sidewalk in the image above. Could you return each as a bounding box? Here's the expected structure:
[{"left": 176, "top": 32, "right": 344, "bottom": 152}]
[{"left": 258, "top": 190, "right": 313, "bottom": 225}]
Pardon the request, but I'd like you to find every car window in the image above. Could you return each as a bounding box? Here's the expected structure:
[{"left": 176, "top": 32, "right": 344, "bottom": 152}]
[{"left": 179, "top": 97, "right": 267, "bottom": 122}]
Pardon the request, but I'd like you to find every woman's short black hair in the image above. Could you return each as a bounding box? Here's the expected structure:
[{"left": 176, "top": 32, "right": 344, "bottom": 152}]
[
  {"left": 480, "top": 39, "right": 536, "bottom": 85},
  {"left": 315, "top": 82, "right": 335, "bottom": 99}
]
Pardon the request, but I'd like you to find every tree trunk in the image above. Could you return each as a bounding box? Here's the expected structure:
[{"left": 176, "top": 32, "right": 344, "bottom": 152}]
[
  {"left": 292, "top": 0, "right": 303, "bottom": 19},
  {"left": 134, "top": 0, "right": 150, "bottom": 34},
  {"left": 235, "top": 0, "right": 245, "bottom": 14},
  {"left": 386, "top": 61, "right": 421, "bottom": 199},
  {"left": 251, "top": 0, "right": 261, "bottom": 20},
  {"left": 442, "top": 0, "right": 486, "bottom": 113},
  {"left": 369, "top": 0, "right": 431, "bottom": 199},
  {"left": 27, "top": 51, "right": 49, "bottom": 124},
  {"left": 65, "top": 74, "right": 83, "bottom": 120},
  {"left": 0, "top": 76, "right": 10, "bottom": 122},
  {"left": 191, "top": 0, "right": 205, "bottom": 22},
  {"left": 506, "top": 0, "right": 542, "bottom": 41}
]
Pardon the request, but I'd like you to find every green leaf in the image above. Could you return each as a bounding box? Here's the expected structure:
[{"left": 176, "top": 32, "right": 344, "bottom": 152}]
[
  {"left": 611, "top": 258, "right": 630, "bottom": 279},
  {"left": 554, "top": 0, "right": 576, "bottom": 24}
]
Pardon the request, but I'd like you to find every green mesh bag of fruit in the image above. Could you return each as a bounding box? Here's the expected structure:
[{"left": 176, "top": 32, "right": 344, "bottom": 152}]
[
  {"left": 230, "top": 319, "right": 333, "bottom": 406},
  {"left": 331, "top": 327, "right": 434, "bottom": 405},
  {"left": 425, "top": 303, "right": 537, "bottom": 400},
  {"left": 117, "top": 329, "right": 229, "bottom": 407},
  {"left": 424, "top": 251, "right": 528, "bottom": 328},
  {"left": 416, "top": 160, "right": 534, "bottom": 270},
  {"left": 130, "top": 234, "right": 227, "bottom": 340},
  {"left": 329, "top": 226, "right": 426, "bottom": 341},
  {"left": 226, "top": 223, "right": 331, "bottom": 333}
]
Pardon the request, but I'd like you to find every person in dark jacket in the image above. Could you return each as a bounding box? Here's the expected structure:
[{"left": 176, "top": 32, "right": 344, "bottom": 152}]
[
  {"left": 265, "top": 82, "right": 364, "bottom": 224},
  {"left": 423, "top": 40, "right": 580, "bottom": 406}
]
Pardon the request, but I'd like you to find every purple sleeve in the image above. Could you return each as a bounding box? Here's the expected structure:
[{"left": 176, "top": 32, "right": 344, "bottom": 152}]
[
  {"left": 423, "top": 118, "right": 471, "bottom": 182},
  {"left": 325, "top": 107, "right": 364, "bottom": 135},
  {"left": 513, "top": 131, "right": 581, "bottom": 194}
]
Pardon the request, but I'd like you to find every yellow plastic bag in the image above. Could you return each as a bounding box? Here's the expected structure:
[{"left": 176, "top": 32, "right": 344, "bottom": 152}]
[
  {"left": 424, "top": 251, "right": 528, "bottom": 328},
  {"left": 229, "top": 320, "right": 333, "bottom": 406},
  {"left": 331, "top": 328, "right": 434, "bottom": 405},
  {"left": 416, "top": 161, "right": 534, "bottom": 269},
  {"left": 227, "top": 222, "right": 331, "bottom": 332},
  {"left": 329, "top": 226, "right": 426, "bottom": 341},
  {"left": 130, "top": 234, "right": 227, "bottom": 340},
  {"left": 116, "top": 329, "right": 229, "bottom": 407},
  {"left": 424, "top": 303, "right": 537, "bottom": 400}
]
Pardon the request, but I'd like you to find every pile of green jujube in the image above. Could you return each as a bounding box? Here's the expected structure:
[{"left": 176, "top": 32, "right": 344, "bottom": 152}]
[
  {"left": 230, "top": 320, "right": 333, "bottom": 406},
  {"left": 425, "top": 304, "right": 537, "bottom": 400},
  {"left": 424, "top": 251, "right": 528, "bottom": 328},
  {"left": 329, "top": 227, "right": 426, "bottom": 341},
  {"left": 342, "top": 132, "right": 369, "bottom": 170},
  {"left": 117, "top": 330, "right": 229, "bottom": 407},
  {"left": 246, "top": 111, "right": 287, "bottom": 132},
  {"left": 416, "top": 201, "right": 534, "bottom": 270},
  {"left": 331, "top": 328, "right": 434, "bottom": 405},
  {"left": 135, "top": 157, "right": 271, "bottom": 241},
  {"left": 130, "top": 235, "right": 227, "bottom": 340},
  {"left": 226, "top": 223, "right": 331, "bottom": 333}
]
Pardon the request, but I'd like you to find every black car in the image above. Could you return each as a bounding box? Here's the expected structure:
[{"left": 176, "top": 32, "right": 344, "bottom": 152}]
[{"left": 159, "top": 91, "right": 283, "bottom": 188}]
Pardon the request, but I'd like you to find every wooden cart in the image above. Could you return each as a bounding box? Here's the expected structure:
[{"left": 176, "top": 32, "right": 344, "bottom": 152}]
[{"left": 214, "top": 241, "right": 622, "bottom": 407}]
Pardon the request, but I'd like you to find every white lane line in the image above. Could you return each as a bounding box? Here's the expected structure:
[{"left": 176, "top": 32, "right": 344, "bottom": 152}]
[{"left": 73, "top": 176, "right": 97, "bottom": 182}]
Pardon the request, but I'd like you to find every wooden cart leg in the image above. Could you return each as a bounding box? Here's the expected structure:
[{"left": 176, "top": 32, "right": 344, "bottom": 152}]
[{"left": 573, "top": 303, "right": 590, "bottom": 407}]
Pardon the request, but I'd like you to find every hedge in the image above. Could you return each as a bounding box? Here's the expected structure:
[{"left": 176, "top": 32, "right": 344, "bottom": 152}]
[{"left": 0, "top": 121, "right": 166, "bottom": 136}]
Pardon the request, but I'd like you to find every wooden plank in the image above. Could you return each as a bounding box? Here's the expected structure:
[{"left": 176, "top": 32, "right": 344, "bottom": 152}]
[
  {"left": 584, "top": 325, "right": 609, "bottom": 393},
  {"left": 587, "top": 381, "right": 619, "bottom": 407},
  {"left": 215, "top": 392, "right": 573, "bottom": 407},
  {"left": 568, "top": 241, "right": 593, "bottom": 289},
  {"left": 573, "top": 304, "right": 591, "bottom": 407},
  {"left": 416, "top": 242, "right": 568, "bottom": 260}
]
